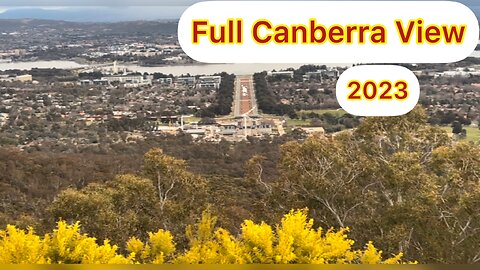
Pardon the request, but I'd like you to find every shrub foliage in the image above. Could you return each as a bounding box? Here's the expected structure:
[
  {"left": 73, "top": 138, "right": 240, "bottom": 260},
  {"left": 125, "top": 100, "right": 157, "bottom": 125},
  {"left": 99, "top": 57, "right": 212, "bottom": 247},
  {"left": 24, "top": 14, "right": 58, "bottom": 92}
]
[{"left": 0, "top": 210, "right": 405, "bottom": 264}]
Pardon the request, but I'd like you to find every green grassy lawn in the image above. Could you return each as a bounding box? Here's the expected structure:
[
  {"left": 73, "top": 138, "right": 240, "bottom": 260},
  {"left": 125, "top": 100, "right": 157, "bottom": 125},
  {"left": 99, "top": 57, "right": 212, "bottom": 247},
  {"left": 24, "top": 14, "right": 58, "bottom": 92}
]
[
  {"left": 299, "top": 109, "right": 347, "bottom": 117},
  {"left": 286, "top": 108, "right": 347, "bottom": 127},
  {"left": 466, "top": 127, "right": 480, "bottom": 142},
  {"left": 183, "top": 116, "right": 202, "bottom": 123},
  {"left": 286, "top": 118, "right": 311, "bottom": 127},
  {"left": 439, "top": 126, "right": 480, "bottom": 142},
  {"left": 286, "top": 109, "right": 347, "bottom": 127}
]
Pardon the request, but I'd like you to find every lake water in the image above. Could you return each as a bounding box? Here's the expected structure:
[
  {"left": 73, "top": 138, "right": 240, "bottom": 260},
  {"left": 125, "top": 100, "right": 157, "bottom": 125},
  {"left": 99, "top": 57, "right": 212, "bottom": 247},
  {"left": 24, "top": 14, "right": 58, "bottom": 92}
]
[
  {"left": 124, "top": 63, "right": 351, "bottom": 76},
  {"left": 0, "top": 61, "right": 350, "bottom": 75},
  {"left": 1, "top": 53, "right": 480, "bottom": 75},
  {"left": 0, "top": 60, "right": 86, "bottom": 71}
]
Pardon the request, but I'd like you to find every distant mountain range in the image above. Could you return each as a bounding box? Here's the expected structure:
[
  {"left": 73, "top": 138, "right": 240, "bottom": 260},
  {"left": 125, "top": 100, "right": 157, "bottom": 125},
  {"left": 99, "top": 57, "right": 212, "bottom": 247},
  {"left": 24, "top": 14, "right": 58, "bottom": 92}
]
[
  {"left": 0, "top": 7, "right": 185, "bottom": 22},
  {"left": 0, "top": 18, "right": 178, "bottom": 36},
  {"left": 0, "top": 8, "right": 118, "bottom": 22},
  {"left": 0, "top": 5, "right": 478, "bottom": 23}
]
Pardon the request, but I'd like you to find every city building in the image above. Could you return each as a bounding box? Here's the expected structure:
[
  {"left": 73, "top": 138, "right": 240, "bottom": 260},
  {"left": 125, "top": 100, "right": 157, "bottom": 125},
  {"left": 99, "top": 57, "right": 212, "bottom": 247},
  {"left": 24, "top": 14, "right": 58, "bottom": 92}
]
[
  {"left": 101, "top": 75, "right": 152, "bottom": 87},
  {"left": 320, "top": 67, "right": 340, "bottom": 78},
  {"left": 15, "top": 74, "right": 33, "bottom": 82},
  {"left": 176, "top": 76, "right": 196, "bottom": 87},
  {"left": 157, "top": 77, "right": 173, "bottom": 85},
  {"left": 219, "top": 123, "right": 237, "bottom": 136},
  {"left": 303, "top": 71, "right": 323, "bottom": 81},
  {"left": 267, "top": 70, "right": 294, "bottom": 78},
  {"left": 196, "top": 76, "right": 222, "bottom": 89}
]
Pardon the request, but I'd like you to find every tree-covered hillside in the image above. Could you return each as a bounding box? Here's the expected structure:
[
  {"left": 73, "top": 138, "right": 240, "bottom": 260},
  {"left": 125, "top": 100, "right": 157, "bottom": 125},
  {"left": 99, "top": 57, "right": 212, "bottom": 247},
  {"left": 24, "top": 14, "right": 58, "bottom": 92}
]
[{"left": 0, "top": 107, "right": 479, "bottom": 263}]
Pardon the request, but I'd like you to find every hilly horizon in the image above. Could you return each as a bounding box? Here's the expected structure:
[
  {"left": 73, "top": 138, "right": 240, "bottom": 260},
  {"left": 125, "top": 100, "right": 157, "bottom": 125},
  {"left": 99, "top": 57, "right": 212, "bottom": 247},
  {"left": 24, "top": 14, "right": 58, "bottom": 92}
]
[
  {"left": 0, "top": 7, "right": 186, "bottom": 22},
  {"left": 0, "top": 18, "right": 178, "bottom": 35},
  {"left": 0, "top": 5, "right": 478, "bottom": 23}
]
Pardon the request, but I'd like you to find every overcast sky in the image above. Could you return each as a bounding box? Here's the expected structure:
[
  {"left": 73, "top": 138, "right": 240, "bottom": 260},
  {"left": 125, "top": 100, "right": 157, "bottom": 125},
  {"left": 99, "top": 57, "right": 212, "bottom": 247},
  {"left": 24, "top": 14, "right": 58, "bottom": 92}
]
[
  {"left": 0, "top": 0, "right": 477, "bottom": 21},
  {"left": 0, "top": 0, "right": 477, "bottom": 5}
]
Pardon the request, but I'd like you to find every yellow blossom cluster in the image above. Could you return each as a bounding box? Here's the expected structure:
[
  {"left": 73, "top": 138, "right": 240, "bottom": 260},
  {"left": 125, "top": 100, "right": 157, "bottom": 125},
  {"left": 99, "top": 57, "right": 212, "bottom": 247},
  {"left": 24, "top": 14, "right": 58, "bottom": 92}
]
[{"left": 0, "top": 210, "right": 407, "bottom": 264}]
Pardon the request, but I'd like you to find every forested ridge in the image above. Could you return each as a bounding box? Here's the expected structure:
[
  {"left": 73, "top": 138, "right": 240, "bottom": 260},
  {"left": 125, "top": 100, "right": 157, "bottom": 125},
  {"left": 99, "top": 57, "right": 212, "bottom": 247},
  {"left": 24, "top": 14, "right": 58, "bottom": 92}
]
[{"left": 1, "top": 107, "right": 479, "bottom": 263}]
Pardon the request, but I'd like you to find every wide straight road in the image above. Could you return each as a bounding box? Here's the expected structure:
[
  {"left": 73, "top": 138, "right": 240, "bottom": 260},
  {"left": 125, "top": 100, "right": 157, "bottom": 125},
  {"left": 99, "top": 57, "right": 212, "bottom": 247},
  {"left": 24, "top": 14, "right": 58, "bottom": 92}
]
[{"left": 233, "top": 75, "right": 258, "bottom": 117}]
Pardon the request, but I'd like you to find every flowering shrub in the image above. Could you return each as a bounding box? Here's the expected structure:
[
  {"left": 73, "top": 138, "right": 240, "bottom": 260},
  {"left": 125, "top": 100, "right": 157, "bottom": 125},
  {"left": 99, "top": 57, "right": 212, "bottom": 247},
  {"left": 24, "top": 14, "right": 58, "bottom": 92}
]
[{"left": 0, "top": 210, "right": 406, "bottom": 264}]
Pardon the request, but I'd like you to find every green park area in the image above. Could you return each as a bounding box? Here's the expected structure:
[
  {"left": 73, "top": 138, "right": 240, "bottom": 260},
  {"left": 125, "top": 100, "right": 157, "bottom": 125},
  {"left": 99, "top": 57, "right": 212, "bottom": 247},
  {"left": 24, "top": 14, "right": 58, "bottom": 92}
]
[
  {"left": 440, "top": 126, "right": 480, "bottom": 142},
  {"left": 287, "top": 109, "right": 347, "bottom": 127},
  {"left": 299, "top": 109, "right": 347, "bottom": 117}
]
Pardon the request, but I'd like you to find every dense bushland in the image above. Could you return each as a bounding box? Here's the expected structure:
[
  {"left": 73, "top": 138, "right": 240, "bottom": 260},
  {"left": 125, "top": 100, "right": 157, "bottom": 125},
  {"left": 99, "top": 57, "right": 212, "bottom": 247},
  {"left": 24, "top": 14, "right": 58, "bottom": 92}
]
[{"left": 1, "top": 107, "right": 479, "bottom": 263}]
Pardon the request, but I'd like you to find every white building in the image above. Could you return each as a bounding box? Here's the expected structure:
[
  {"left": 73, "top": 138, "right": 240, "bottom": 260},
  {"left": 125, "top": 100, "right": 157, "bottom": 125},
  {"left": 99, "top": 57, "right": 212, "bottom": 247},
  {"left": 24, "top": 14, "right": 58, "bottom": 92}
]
[
  {"left": 434, "top": 67, "right": 480, "bottom": 78},
  {"left": 268, "top": 70, "right": 294, "bottom": 78},
  {"left": 16, "top": 74, "right": 32, "bottom": 82},
  {"left": 101, "top": 75, "right": 152, "bottom": 87},
  {"left": 196, "top": 76, "right": 222, "bottom": 89},
  {"left": 176, "top": 76, "right": 196, "bottom": 87}
]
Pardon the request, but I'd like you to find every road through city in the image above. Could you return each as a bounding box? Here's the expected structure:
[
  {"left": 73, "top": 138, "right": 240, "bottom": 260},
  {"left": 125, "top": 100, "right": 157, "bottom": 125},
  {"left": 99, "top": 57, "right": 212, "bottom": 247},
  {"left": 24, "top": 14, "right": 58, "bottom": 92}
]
[{"left": 233, "top": 75, "right": 258, "bottom": 117}]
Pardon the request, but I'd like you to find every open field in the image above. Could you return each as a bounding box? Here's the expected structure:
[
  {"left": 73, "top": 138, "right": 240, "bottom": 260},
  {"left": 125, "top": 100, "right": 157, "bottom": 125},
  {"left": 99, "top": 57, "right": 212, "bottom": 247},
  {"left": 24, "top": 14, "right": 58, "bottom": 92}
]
[
  {"left": 440, "top": 126, "right": 480, "bottom": 142},
  {"left": 286, "top": 108, "right": 347, "bottom": 127},
  {"left": 299, "top": 109, "right": 347, "bottom": 117},
  {"left": 183, "top": 116, "right": 202, "bottom": 123}
]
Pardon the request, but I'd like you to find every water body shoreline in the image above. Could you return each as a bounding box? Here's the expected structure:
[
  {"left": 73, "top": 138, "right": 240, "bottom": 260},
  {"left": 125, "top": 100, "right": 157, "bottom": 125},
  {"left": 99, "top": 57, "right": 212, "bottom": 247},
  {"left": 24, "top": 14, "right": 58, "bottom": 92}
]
[
  {"left": 0, "top": 61, "right": 350, "bottom": 76},
  {"left": 1, "top": 53, "right": 479, "bottom": 75}
]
